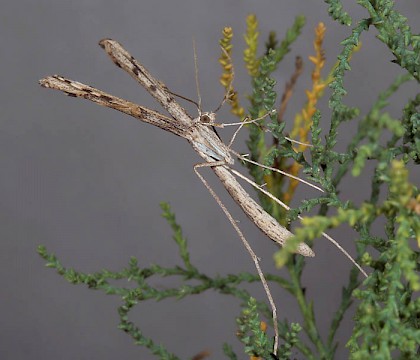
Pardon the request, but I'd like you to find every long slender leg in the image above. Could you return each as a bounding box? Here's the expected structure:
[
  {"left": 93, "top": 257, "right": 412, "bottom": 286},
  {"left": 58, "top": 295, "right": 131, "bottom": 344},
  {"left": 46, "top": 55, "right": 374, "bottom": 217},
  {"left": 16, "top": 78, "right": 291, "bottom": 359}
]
[
  {"left": 220, "top": 120, "right": 323, "bottom": 192},
  {"left": 231, "top": 149, "right": 324, "bottom": 193},
  {"left": 194, "top": 160, "right": 280, "bottom": 354},
  {"left": 208, "top": 109, "right": 366, "bottom": 276},
  {"left": 222, "top": 113, "right": 312, "bottom": 148}
]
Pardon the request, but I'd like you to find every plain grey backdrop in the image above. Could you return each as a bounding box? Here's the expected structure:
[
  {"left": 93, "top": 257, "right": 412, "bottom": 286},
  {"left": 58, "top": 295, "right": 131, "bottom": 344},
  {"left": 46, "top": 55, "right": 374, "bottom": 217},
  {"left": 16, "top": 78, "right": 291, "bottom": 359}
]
[{"left": 2, "top": 1, "right": 419, "bottom": 359}]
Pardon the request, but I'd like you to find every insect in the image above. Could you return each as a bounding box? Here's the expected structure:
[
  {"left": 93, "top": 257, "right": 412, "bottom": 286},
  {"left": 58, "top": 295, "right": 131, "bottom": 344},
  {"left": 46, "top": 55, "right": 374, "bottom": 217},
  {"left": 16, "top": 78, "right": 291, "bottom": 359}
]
[{"left": 39, "top": 39, "right": 367, "bottom": 353}]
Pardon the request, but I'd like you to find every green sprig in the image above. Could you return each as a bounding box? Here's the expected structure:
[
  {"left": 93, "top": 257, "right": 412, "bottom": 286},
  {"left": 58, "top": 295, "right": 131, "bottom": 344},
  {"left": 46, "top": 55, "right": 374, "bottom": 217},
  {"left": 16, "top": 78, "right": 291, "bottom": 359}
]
[{"left": 324, "top": 0, "right": 352, "bottom": 25}]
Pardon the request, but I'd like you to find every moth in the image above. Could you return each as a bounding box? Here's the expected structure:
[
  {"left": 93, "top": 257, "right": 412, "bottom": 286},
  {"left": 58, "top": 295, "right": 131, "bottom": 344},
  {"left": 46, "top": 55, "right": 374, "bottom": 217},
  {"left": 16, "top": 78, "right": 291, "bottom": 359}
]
[{"left": 39, "top": 39, "right": 367, "bottom": 353}]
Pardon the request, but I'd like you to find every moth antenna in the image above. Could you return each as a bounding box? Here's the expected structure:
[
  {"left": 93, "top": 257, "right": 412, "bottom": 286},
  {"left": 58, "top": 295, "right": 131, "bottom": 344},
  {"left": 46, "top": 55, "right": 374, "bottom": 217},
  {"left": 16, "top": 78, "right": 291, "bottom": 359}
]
[
  {"left": 193, "top": 38, "right": 202, "bottom": 116},
  {"left": 165, "top": 88, "right": 200, "bottom": 108}
]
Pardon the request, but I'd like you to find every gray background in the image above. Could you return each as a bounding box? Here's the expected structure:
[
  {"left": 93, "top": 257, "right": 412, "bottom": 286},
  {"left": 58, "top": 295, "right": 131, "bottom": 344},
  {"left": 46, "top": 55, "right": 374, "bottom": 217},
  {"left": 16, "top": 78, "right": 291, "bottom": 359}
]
[{"left": 2, "top": 1, "right": 419, "bottom": 359}]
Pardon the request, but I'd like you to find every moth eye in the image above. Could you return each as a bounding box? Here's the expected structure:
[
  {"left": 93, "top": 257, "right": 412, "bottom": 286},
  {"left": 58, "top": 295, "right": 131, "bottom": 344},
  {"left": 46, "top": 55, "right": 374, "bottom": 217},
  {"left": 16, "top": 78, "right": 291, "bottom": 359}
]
[
  {"left": 201, "top": 114, "right": 211, "bottom": 123},
  {"left": 201, "top": 112, "right": 216, "bottom": 124}
]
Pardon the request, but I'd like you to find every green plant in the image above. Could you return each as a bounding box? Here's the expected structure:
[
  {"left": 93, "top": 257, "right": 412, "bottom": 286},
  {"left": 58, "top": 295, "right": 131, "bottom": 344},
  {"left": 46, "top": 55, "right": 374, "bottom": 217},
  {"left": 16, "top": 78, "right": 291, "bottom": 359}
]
[{"left": 38, "top": 1, "right": 419, "bottom": 359}]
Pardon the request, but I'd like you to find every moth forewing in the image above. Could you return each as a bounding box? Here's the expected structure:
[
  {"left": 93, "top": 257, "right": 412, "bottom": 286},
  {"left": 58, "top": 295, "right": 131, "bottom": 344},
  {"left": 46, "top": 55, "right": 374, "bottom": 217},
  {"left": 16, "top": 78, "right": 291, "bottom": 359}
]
[
  {"left": 39, "top": 75, "right": 189, "bottom": 138},
  {"left": 99, "top": 39, "right": 193, "bottom": 129}
]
